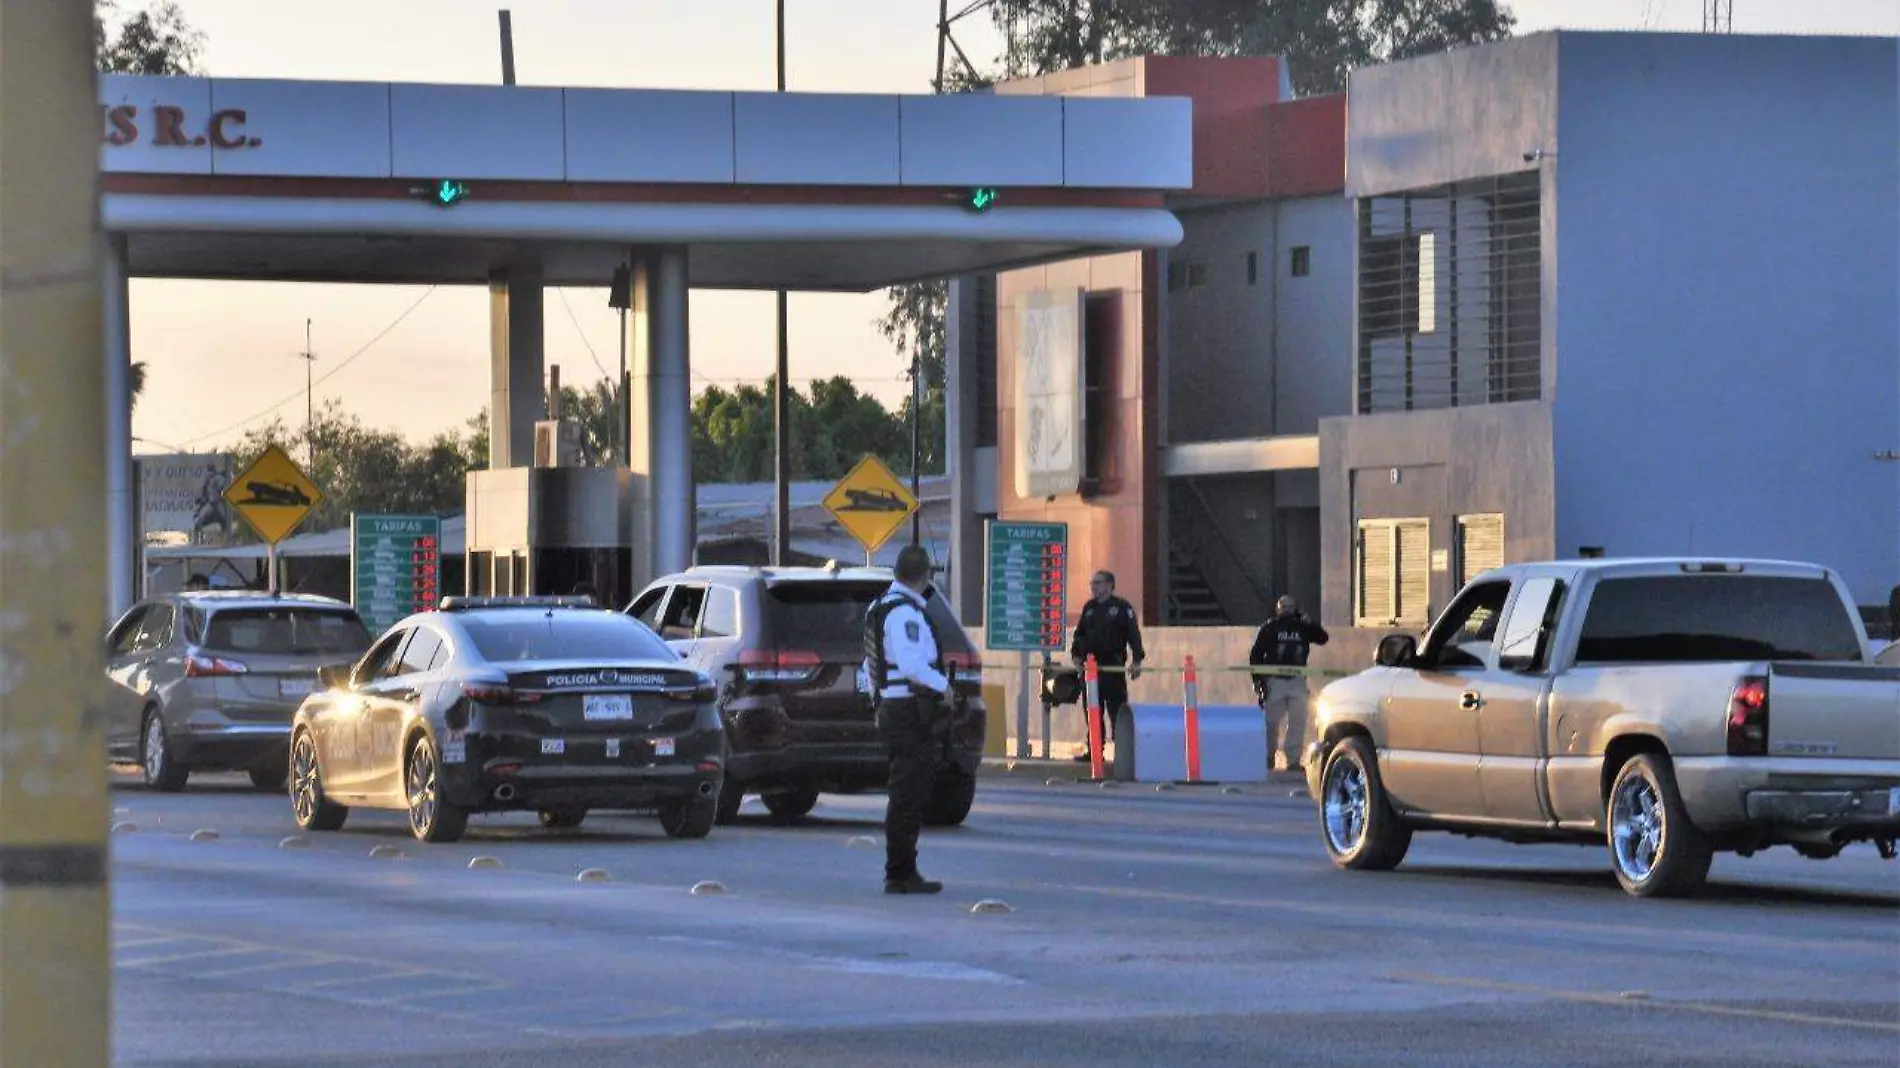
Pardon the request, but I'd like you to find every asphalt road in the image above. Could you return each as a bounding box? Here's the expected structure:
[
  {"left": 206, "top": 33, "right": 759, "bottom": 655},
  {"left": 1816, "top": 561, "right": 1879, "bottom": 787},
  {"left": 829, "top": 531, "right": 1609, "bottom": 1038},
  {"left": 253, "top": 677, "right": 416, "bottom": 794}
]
[{"left": 108, "top": 768, "right": 1899, "bottom": 1068}]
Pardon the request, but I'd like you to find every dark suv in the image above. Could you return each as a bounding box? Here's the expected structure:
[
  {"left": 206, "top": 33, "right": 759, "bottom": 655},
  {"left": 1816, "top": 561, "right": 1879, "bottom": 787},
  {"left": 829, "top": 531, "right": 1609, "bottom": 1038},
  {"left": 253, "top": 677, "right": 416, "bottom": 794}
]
[{"left": 627, "top": 565, "right": 985, "bottom": 826}]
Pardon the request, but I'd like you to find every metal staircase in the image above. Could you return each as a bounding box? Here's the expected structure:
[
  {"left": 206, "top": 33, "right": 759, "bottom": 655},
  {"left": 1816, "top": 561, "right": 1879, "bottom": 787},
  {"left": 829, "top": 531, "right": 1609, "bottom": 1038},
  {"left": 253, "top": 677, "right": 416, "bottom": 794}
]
[
  {"left": 1166, "top": 547, "right": 1230, "bottom": 625},
  {"left": 1164, "top": 480, "right": 1277, "bottom": 627}
]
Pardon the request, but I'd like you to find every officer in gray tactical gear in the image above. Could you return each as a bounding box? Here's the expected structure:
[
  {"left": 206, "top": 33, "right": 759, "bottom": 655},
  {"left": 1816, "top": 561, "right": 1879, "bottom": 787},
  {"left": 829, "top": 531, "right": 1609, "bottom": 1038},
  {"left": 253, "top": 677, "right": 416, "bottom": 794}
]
[{"left": 860, "top": 544, "right": 956, "bottom": 894}]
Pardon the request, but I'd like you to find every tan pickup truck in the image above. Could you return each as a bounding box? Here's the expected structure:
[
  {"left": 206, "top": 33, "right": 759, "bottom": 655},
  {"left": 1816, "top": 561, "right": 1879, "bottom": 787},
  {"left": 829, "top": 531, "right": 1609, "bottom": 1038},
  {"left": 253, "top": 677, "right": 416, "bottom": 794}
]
[{"left": 1306, "top": 558, "right": 1900, "bottom": 897}]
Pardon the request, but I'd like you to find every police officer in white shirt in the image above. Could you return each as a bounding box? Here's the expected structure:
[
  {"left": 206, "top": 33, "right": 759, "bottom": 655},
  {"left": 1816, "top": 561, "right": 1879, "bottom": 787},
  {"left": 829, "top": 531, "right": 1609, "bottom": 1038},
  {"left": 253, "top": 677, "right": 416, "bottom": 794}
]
[{"left": 860, "top": 544, "right": 953, "bottom": 894}]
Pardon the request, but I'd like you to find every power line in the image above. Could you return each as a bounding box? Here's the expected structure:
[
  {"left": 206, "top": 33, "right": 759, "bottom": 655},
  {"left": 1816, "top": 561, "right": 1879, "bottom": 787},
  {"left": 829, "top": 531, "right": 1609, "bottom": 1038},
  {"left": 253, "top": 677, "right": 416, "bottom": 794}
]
[
  {"left": 181, "top": 286, "right": 438, "bottom": 447},
  {"left": 554, "top": 288, "right": 613, "bottom": 382}
]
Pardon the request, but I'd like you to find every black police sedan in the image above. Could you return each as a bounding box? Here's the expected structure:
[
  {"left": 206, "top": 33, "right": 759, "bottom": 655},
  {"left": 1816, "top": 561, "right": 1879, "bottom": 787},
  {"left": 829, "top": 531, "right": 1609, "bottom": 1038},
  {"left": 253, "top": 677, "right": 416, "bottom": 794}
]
[{"left": 288, "top": 597, "right": 725, "bottom": 843}]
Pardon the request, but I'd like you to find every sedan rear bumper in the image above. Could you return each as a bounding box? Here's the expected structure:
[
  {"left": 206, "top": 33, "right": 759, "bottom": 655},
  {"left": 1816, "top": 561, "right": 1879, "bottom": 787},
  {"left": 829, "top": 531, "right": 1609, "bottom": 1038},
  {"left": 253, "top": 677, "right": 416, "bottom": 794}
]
[
  {"left": 172, "top": 723, "right": 291, "bottom": 770},
  {"left": 445, "top": 761, "right": 722, "bottom": 812}
]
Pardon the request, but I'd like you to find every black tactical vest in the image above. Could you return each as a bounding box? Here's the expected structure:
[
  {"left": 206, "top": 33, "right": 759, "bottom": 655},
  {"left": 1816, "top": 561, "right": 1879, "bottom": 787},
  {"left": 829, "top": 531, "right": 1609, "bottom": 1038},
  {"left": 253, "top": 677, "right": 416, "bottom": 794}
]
[{"left": 862, "top": 590, "right": 945, "bottom": 702}]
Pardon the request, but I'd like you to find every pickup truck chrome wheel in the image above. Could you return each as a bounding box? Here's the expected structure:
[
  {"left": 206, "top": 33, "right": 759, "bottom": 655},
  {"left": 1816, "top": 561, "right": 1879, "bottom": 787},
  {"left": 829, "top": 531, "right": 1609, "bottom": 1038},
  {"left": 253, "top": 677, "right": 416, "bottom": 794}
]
[
  {"left": 1605, "top": 754, "right": 1713, "bottom": 898},
  {"left": 1323, "top": 760, "right": 1368, "bottom": 854},
  {"left": 1610, "top": 776, "right": 1663, "bottom": 882},
  {"left": 1317, "top": 736, "right": 1412, "bottom": 872}
]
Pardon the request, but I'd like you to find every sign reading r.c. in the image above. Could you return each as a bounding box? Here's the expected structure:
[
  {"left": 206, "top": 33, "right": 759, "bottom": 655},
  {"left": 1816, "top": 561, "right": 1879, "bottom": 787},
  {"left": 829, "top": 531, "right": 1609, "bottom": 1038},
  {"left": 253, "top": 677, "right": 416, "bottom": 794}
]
[{"left": 100, "top": 105, "right": 261, "bottom": 149}]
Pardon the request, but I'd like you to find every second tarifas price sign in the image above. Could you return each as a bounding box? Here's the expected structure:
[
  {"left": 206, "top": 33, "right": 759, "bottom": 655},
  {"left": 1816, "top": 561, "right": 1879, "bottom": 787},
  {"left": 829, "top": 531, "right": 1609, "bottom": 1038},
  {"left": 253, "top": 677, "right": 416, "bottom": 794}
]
[{"left": 983, "top": 520, "right": 1068, "bottom": 652}]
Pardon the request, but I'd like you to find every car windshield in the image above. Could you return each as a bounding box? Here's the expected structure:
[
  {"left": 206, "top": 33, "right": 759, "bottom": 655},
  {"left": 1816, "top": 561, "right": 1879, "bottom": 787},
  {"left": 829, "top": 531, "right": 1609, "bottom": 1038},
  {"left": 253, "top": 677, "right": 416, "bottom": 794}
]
[
  {"left": 1575, "top": 575, "right": 1862, "bottom": 663},
  {"left": 460, "top": 610, "right": 676, "bottom": 664},
  {"left": 201, "top": 607, "right": 372, "bottom": 656}
]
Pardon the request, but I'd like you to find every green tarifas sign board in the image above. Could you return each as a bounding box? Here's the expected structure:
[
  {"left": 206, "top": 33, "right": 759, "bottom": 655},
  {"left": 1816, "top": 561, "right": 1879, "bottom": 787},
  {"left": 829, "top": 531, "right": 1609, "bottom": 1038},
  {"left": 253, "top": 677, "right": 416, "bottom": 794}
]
[
  {"left": 350, "top": 514, "right": 442, "bottom": 634},
  {"left": 983, "top": 520, "right": 1068, "bottom": 652}
]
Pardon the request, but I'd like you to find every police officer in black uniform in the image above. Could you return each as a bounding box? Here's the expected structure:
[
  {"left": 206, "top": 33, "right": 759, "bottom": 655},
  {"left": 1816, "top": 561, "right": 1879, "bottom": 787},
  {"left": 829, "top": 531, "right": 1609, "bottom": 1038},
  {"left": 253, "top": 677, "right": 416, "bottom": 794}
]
[
  {"left": 1069, "top": 569, "right": 1145, "bottom": 760},
  {"left": 860, "top": 544, "right": 955, "bottom": 894},
  {"left": 1249, "top": 595, "right": 1330, "bottom": 771}
]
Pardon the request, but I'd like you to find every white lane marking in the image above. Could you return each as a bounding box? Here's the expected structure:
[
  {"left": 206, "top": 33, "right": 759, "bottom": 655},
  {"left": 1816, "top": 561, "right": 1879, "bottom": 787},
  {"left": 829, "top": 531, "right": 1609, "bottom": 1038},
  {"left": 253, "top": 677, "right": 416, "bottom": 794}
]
[
  {"left": 296, "top": 969, "right": 431, "bottom": 990},
  {"left": 804, "top": 956, "right": 1027, "bottom": 986},
  {"left": 112, "top": 936, "right": 198, "bottom": 950},
  {"left": 195, "top": 954, "right": 349, "bottom": 979},
  {"left": 118, "top": 946, "right": 271, "bottom": 968}
]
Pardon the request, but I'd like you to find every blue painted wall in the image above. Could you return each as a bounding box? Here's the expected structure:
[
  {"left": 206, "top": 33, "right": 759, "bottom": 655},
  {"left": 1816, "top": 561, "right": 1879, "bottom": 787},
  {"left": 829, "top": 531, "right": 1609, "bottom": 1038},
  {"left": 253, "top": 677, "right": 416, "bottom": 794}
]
[{"left": 1552, "top": 33, "right": 1899, "bottom": 604}]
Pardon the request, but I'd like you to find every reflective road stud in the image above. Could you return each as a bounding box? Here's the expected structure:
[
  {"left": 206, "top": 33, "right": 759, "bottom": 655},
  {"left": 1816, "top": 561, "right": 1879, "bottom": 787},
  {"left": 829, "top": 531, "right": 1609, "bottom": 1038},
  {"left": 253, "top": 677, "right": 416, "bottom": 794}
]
[{"left": 0, "top": 4, "right": 112, "bottom": 1066}]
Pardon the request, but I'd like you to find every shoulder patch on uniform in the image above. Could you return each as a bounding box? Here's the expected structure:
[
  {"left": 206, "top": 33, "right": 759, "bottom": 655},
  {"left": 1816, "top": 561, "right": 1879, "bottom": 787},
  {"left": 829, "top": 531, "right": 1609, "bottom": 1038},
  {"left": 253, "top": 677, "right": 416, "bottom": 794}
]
[{"left": 905, "top": 620, "right": 921, "bottom": 642}]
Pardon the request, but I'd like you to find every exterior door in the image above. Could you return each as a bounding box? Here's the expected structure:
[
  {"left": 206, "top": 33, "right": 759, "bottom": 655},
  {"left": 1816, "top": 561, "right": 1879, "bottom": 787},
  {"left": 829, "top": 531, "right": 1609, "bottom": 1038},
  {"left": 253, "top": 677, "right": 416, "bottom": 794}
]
[
  {"left": 1476, "top": 575, "right": 1568, "bottom": 824},
  {"left": 655, "top": 584, "right": 707, "bottom": 661},
  {"left": 103, "top": 604, "right": 155, "bottom": 760},
  {"left": 685, "top": 586, "right": 741, "bottom": 674},
  {"left": 366, "top": 627, "right": 444, "bottom": 803},
  {"left": 1379, "top": 579, "right": 1511, "bottom": 817},
  {"left": 628, "top": 585, "right": 670, "bottom": 633},
  {"left": 325, "top": 628, "right": 407, "bottom": 794},
  {"left": 355, "top": 628, "right": 421, "bottom": 801}
]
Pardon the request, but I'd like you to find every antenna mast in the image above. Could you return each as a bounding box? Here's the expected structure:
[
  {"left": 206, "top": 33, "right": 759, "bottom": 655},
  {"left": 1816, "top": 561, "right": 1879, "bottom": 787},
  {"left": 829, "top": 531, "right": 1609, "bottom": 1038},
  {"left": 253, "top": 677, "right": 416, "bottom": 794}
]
[
  {"left": 1703, "top": 1, "right": 1734, "bottom": 33},
  {"left": 294, "top": 318, "right": 316, "bottom": 466}
]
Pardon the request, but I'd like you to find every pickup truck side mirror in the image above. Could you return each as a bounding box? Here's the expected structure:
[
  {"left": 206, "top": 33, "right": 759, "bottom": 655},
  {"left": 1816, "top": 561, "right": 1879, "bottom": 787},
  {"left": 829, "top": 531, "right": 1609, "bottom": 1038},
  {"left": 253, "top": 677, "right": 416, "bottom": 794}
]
[
  {"left": 317, "top": 663, "right": 354, "bottom": 691},
  {"left": 1374, "top": 634, "right": 1418, "bottom": 668}
]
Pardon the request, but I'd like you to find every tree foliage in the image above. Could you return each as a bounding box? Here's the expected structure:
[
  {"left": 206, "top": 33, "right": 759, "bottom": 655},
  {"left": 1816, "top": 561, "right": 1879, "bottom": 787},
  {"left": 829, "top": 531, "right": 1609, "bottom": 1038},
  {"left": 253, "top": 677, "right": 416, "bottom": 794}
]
[
  {"left": 212, "top": 375, "right": 922, "bottom": 540},
  {"left": 990, "top": 1, "right": 1515, "bottom": 93},
  {"left": 230, "top": 402, "right": 482, "bottom": 538},
  {"left": 689, "top": 375, "right": 923, "bottom": 484},
  {"left": 96, "top": 1, "right": 205, "bottom": 75}
]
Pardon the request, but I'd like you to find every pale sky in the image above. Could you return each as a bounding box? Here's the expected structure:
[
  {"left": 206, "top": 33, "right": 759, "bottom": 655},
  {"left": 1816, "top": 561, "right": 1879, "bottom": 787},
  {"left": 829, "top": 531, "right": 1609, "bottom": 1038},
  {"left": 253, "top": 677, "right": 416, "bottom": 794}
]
[{"left": 128, "top": 0, "right": 1899, "bottom": 455}]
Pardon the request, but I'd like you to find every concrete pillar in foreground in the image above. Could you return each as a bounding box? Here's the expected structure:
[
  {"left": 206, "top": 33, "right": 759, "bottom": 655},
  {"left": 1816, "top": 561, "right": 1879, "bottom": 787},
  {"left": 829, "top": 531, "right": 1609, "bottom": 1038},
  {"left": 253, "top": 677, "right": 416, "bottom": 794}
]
[
  {"left": 945, "top": 275, "right": 983, "bottom": 620},
  {"left": 627, "top": 247, "right": 694, "bottom": 585},
  {"left": 487, "top": 265, "right": 545, "bottom": 469},
  {"left": 104, "top": 232, "right": 136, "bottom": 618},
  {"left": 0, "top": 1, "right": 113, "bottom": 1065}
]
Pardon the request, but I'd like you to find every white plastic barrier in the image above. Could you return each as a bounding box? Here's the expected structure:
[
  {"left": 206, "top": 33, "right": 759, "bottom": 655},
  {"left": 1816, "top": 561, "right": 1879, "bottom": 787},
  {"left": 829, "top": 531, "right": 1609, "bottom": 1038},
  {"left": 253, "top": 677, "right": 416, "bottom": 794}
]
[{"left": 1112, "top": 704, "right": 1268, "bottom": 784}]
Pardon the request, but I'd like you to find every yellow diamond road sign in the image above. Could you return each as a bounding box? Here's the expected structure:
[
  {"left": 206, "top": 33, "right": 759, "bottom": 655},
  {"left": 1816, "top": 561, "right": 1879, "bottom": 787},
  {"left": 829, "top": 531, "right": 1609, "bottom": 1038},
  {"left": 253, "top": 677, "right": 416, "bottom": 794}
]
[
  {"left": 223, "top": 443, "right": 324, "bottom": 546},
  {"left": 823, "top": 454, "right": 919, "bottom": 555}
]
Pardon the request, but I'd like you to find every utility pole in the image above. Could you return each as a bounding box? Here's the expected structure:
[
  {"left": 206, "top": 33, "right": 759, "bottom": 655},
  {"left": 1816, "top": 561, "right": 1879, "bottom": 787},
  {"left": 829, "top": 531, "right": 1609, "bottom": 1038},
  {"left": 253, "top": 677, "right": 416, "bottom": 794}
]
[
  {"left": 498, "top": 9, "right": 517, "bottom": 84},
  {"left": 910, "top": 342, "right": 923, "bottom": 545},
  {"left": 295, "top": 318, "right": 316, "bottom": 466},
  {"left": 0, "top": 2, "right": 112, "bottom": 1066},
  {"left": 610, "top": 260, "right": 632, "bottom": 467},
  {"left": 772, "top": 0, "right": 792, "bottom": 565}
]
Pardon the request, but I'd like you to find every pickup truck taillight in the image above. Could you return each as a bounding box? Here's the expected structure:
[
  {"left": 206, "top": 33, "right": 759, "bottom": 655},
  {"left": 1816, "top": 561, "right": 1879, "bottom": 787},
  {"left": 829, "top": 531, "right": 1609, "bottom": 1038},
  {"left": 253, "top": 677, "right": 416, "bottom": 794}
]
[{"left": 1726, "top": 675, "right": 1770, "bottom": 756}]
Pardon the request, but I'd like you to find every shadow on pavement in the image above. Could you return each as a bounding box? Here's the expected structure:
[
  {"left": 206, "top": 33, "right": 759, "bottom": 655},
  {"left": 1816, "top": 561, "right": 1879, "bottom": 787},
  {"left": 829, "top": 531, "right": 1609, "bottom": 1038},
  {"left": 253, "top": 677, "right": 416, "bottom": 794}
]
[{"left": 1396, "top": 863, "right": 1900, "bottom": 910}]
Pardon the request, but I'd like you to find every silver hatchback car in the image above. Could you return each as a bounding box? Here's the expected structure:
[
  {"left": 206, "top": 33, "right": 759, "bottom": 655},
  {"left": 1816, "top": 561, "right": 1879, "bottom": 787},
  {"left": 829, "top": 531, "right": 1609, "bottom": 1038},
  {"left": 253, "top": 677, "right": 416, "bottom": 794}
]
[{"left": 105, "top": 592, "right": 373, "bottom": 791}]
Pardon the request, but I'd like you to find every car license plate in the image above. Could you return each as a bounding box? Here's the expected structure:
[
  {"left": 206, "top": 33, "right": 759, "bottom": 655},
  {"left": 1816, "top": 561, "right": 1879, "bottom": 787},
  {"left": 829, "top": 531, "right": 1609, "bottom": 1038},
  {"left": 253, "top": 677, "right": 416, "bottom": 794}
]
[
  {"left": 541, "top": 738, "right": 565, "bottom": 756},
  {"left": 1890, "top": 787, "right": 1900, "bottom": 816},
  {"left": 653, "top": 737, "right": 675, "bottom": 757},
  {"left": 583, "top": 694, "right": 633, "bottom": 721},
  {"left": 279, "top": 678, "right": 315, "bottom": 698}
]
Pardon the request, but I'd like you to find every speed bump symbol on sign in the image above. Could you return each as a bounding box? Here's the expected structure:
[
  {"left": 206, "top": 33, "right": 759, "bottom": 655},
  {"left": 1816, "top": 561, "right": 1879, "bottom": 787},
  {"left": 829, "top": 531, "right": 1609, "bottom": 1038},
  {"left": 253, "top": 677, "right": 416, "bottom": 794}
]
[
  {"left": 224, "top": 443, "right": 324, "bottom": 545},
  {"left": 822, "top": 454, "right": 919, "bottom": 554}
]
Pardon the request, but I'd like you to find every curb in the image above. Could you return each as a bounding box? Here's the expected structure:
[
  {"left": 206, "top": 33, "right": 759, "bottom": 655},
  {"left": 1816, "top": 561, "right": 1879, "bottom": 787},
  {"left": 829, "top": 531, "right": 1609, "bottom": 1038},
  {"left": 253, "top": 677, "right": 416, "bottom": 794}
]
[{"left": 976, "top": 758, "right": 1308, "bottom": 790}]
